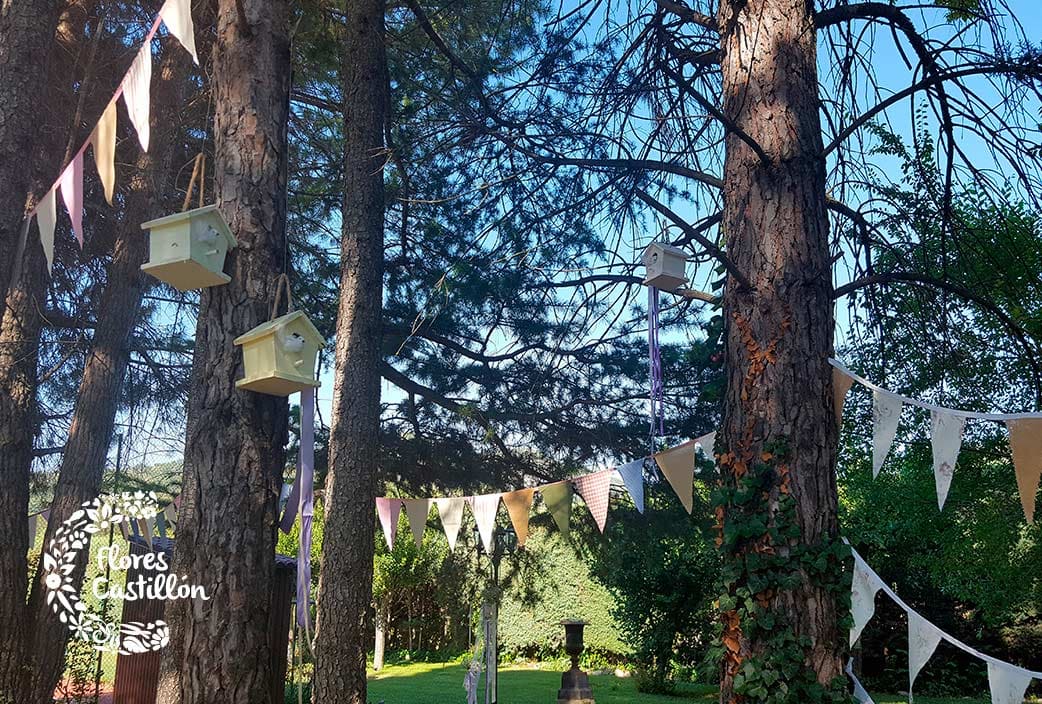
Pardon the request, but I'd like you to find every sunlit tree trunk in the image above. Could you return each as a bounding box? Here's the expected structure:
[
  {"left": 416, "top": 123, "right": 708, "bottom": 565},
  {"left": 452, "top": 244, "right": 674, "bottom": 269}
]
[
  {"left": 158, "top": 1, "right": 292, "bottom": 702},
  {"left": 716, "top": 0, "right": 847, "bottom": 701},
  {"left": 311, "top": 0, "right": 387, "bottom": 701}
]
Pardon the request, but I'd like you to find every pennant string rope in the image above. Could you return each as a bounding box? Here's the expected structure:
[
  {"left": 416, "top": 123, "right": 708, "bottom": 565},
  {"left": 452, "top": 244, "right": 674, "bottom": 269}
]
[{"left": 831, "top": 358, "right": 1042, "bottom": 421}]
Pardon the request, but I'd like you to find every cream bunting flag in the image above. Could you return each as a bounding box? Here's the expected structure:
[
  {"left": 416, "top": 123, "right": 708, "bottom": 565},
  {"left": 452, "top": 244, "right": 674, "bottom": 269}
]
[
  {"left": 872, "top": 389, "right": 902, "bottom": 477},
  {"left": 376, "top": 497, "right": 403, "bottom": 551},
  {"left": 695, "top": 432, "right": 716, "bottom": 457},
  {"left": 37, "top": 187, "right": 57, "bottom": 272},
  {"left": 403, "top": 499, "right": 432, "bottom": 549},
  {"left": 833, "top": 367, "right": 856, "bottom": 424},
  {"left": 539, "top": 481, "right": 573, "bottom": 537},
  {"left": 59, "top": 151, "right": 84, "bottom": 246},
  {"left": 845, "top": 661, "right": 876, "bottom": 704},
  {"left": 930, "top": 410, "right": 966, "bottom": 511},
  {"left": 907, "top": 611, "right": 943, "bottom": 693},
  {"left": 122, "top": 42, "right": 152, "bottom": 150},
  {"left": 850, "top": 558, "right": 882, "bottom": 646},
  {"left": 468, "top": 494, "right": 501, "bottom": 553},
  {"left": 573, "top": 470, "right": 614, "bottom": 533},
  {"left": 159, "top": 0, "right": 198, "bottom": 64},
  {"left": 435, "top": 497, "right": 465, "bottom": 551},
  {"left": 91, "top": 100, "right": 117, "bottom": 205},
  {"left": 654, "top": 440, "right": 696, "bottom": 513},
  {"left": 164, "top": 502, "right": 176, "bottom": 526},
  {"left": 502, "top": 488, "right": 535, "bottom": 547},
  {"left": 1005, "top": 419, "right": 1042, "bottom": 523},
  {"left": 987, "top": 660, "right": 1034, "bottom": 704},
  {"left": 616, "top": 460, "right": 645, "bottom": 514}
]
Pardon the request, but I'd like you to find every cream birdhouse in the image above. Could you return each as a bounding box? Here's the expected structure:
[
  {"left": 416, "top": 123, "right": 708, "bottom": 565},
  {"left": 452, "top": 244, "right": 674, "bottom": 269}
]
[
  {"left": 641, "top": 242, "right": 689, "bottom": 290},
  {"left": 140, "top": 205, "right": 237, "bottom": 291},
  {"left": 234, "top": 311, "right": 325, "bottom": 396}
]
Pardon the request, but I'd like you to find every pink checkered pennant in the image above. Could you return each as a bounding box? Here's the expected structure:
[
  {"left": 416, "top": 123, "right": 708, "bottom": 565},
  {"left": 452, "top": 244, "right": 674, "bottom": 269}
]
[{"left": 573, "top": 470, "right": 614, "bottom": 533}]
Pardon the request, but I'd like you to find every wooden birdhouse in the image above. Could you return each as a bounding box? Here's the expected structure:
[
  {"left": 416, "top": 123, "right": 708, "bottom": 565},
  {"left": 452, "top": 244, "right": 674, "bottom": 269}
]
[
  {"left": 641, "top": 242, "right": 688, "bottom": 290},
  {"left": 139, "top": 205, "right": 237, "bottom": 291},
  {"left": 234, "top": 311, "right": 324, "bottom": 396}
]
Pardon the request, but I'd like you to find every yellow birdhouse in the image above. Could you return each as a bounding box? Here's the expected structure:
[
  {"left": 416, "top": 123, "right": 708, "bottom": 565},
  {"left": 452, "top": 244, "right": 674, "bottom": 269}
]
[
  {"left": 139, "top": 205, "right": 237, "bottom": 291},
  {"left": 234, "top": 311, "right": 324, "bottom": 396},
  {"left": 641, "top": 242, "right": 688, "bottom": 290}
]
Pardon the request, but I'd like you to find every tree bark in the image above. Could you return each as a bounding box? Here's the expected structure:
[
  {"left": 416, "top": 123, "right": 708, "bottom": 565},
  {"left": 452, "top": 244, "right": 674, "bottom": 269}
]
[
  {"left": 158, "top": 1, "right": 292, "bottom": 702},
  {"left": 373, "top": 605, "right": 387, "bottom": 671},
  {"left": 715, "top": 0, "right": 847, "bottom": 701},
  {"left": 21, "top": 42, "right": 192, "bottom": 704},
  {"left": 0, "top": 0, "right": 60, "bottom": 303},
  {"left": 311, "top": 0, "right": 387, "bottom": 701}
]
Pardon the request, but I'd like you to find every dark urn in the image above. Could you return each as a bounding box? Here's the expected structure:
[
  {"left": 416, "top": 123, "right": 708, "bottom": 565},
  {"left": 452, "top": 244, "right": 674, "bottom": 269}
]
[{"left": 557, "top": 620, "right": 595, "bottom": 704}]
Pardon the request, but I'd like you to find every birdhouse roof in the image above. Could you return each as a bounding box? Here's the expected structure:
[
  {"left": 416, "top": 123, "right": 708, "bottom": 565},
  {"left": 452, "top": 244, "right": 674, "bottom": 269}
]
[
  {"left": 140, "top": 204, "right": 237, "bottom": 249},
  {"left": 641, "top": 241, "right": 689, "bottom": 259},
  {"left": 233, "top": 310, "right": 325, "bottom": 347}
]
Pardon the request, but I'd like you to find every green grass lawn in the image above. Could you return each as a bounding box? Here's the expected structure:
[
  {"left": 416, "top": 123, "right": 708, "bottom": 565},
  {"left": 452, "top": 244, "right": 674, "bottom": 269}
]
[{"left": 366, "top": 662, "right": 1019, "bottom": 704}]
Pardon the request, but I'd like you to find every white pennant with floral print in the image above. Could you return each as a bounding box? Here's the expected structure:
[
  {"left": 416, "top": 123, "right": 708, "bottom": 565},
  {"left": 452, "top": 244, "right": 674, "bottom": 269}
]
[
  {"left": 987, "top": 660, "right": 1034, "bottom": 704},
  {"left": 435, "top": 497, "right": 465, "bottom": 551},
  {"left": 908, "top": 611, "right": 943, "bottom": 694},
  {"left": 930, "top": 410, "right": 966, "bottom": 511},
  {"left": 872, "top": 389, "right": 903, "bottom": 477},
  {"left": 850, "top": 556, "right": 883, "bottom": 646}
]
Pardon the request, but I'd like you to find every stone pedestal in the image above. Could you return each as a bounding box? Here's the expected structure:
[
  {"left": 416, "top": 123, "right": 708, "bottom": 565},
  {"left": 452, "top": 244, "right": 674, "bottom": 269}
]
[{"left": 557, "top": 665, "right": 595, "bottom": 704}]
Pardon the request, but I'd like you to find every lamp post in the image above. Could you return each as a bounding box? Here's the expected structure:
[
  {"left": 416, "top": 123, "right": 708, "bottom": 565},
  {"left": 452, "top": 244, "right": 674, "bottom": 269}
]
[{"left": 474, "top": 524, "right": 518, "bottom": 704}]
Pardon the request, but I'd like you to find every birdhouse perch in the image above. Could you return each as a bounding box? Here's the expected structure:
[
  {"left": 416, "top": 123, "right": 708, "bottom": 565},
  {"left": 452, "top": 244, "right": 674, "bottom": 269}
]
[
  {"left": 641, "top": 242, "right": 688, "bottom": 290},
  {"left": 234, "top": 311, "right": 325, "bottom": 396},
  {"left": 140, "top": 205, "right": 237, "bottom": 291}
]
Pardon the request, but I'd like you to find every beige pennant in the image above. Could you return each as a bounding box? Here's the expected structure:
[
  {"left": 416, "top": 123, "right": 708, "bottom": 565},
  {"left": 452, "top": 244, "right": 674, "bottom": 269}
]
[
  {"left": 91, "top": 100, "right": 117, "bottom": 204},
  {"left": 403, "top": 498, "right": 432, "bottom": 549},
  {"left": 502, "top": 488, "right": 535, "bottom": 547},
  {"left": 654, "top": 440, "right": 696, "bottom": 513},
  {"left": 1006, "top": 419, "right": 1042, "bottom": 523},
  {"left": 833, "top": 367, "right": 856, "bottom": 424},
  {"left": 539, "top": 481, "right": 573, "bottom": 537},
  {"left": 159, "top": 0, "right": 198, "bottom": 64},
  {"left": 434, "top": 497, "right": 465, "bottom": 551},
  {"left": 36, "top": 188, "right": 57, "bottom": 273}
]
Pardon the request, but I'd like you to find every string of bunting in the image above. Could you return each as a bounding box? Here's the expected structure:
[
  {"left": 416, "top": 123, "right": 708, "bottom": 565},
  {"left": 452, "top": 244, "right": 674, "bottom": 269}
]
[
  {"left": 28, "top": 495, "right": 180, "bottom": 550},
  {"left": 848, "top": 545, "right": 1040, "bottom": 704},
  {"left": 373, "top": 432, "right": 716, "bottom": 552},
  {"left": 26, "top": 0, "right": 198, "bottom": 273},
  {"left": 831, "top": 358, "right": 1042, "bottom": 523}
]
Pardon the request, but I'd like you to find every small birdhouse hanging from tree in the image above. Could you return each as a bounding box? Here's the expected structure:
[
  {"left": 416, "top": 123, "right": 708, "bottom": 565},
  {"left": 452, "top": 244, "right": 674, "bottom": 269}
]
[
  {"left": 234, "top": 278, "right": 324, "bottom": 396},
  {"left": 139, "top": 205, "right": 237, "bottom": 291},
  {"left": 641, "top": 242, "right": 688, "bottom": 291}
]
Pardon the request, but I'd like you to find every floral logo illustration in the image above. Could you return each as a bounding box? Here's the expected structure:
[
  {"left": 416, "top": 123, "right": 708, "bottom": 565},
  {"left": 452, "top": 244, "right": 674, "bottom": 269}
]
[{"left": 43, "top": 491, "right": 208, "bottom": 655}]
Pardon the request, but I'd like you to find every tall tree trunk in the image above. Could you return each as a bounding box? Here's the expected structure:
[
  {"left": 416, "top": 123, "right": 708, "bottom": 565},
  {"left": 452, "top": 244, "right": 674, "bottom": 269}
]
[
  {"left": 373, "top": 604, "right": 387, "bottom": 671},
  {"left": 0, "top": 3, "right": 95, "bottom": 698},
  {"left": 0, "top": 0, "right": 60, "bottom": 303},
  {"left": 715, "top": 0, "right": 847, "bottom": 702},
  {"left": 311, "top": 0, "right": 387, "bottom": 701},
  {"left": 158, "top": 1, "right": 292, "bottom": 702},
  {"left": 21, "top": 43, "right": 192, "bottom": 704}
]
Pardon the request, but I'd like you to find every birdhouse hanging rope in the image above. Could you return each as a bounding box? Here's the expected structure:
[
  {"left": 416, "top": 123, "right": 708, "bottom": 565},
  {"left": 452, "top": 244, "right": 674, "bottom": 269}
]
[
  {"left": 181, "top": 152, "right": 207, "bottom": 213},
  {"left": 270, "top": 272, "right": 295, "bottom": 319},
  {"left": 648, "top": 286, "right": 664, "bottom": 440}
]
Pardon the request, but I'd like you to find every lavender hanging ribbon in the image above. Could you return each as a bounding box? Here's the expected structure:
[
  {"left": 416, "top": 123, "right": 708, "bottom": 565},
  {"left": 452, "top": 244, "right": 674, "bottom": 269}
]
[
  {"left": 279, "top": 389, "right": 315, "bottom": 629},
  {"left": 648, "top": 287, "right": 665, "bottom": 437}
]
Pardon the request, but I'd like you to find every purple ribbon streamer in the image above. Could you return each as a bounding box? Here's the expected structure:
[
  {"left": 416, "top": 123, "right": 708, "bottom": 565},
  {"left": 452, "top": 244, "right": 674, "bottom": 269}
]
[
  {"left": 279, "top": 388, "right": 315, "bottom": 629},
  {"left": 648, "top": 287, "right": 665, "bottom": 437}
]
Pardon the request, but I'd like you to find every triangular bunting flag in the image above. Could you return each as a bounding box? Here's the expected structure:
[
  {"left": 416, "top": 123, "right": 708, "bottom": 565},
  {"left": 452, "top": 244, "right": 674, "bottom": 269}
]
[
  {"left": 41, "top": 509, "right": 50, "bottom": 524},
  {"left": 164, "top": 502, "right": 176, "bottom": 525},
  {"left": 654, "top": 441, "right": 696, "bottom": 513},
  {"left": 138, "top": 518, "right": 155, "bottom": 551},
  {"left": 37, "top": 187, "right": 57, "bottom": 273},
  {"left": 435, "top": 497, "right": 465, "bottom": 551},
  {"left": 403, "top": 499, "right": 432, "bottom": 549},
  {"left": 987, "top": 660, "right": 1034, "bottom": 704},
  {"left": 871, "top": 389, "right": 902, "bottom": 477},
  {"left": 468, "top": 494, "right": 501, "bottom": 553},
  {"left": 59, "top": 151, "right": 85, "bottom": 246},
  {"left": 908, "top": 611, "right": 943, "bottom": 693},
  {"left": 616, "top": 460, "right": 645, "bottom": 514},
  {"left": 376, "top": 497, "right": 403, "bottom": 551},
  {"left": 122, "top": 42, "right": 152, "bottom": 151},
  {"left": 155, "top": 511, "right": 167, "bottom": 537},
  {"left": 833, "top": 367, "right": 856, "bottom": 424},
  {"left": 28, "top": 514, "right": 38, "bottom": 544},
  {"left": 159, "top": 0, "right": 199, "bottom": 64},
  {"left": 539, "top": 481, "right": 573, "bottom": 537},
  {"left": 118, "top": 520, "right": 130, "bottom": 542},
  {"left": 694, "top": 432, "right": 716, "bottom": 457},
  {"left": 850, "top": 558, "right": 882, "bottom": 646},
  {"left": 1006, "top": 418, "right": 1042, "bottom": 523},
  {"left": 91, "top": 100, "right": 117, "bottom": 205},
  {"left": 573, "top": 470, "right": 613, "bottom": 533},
  {"left": 502, "top": 488, "right": 535, "bottom": 547},
  {"left": 930, "top": 410, "right": 966, "bottom": 511}
]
